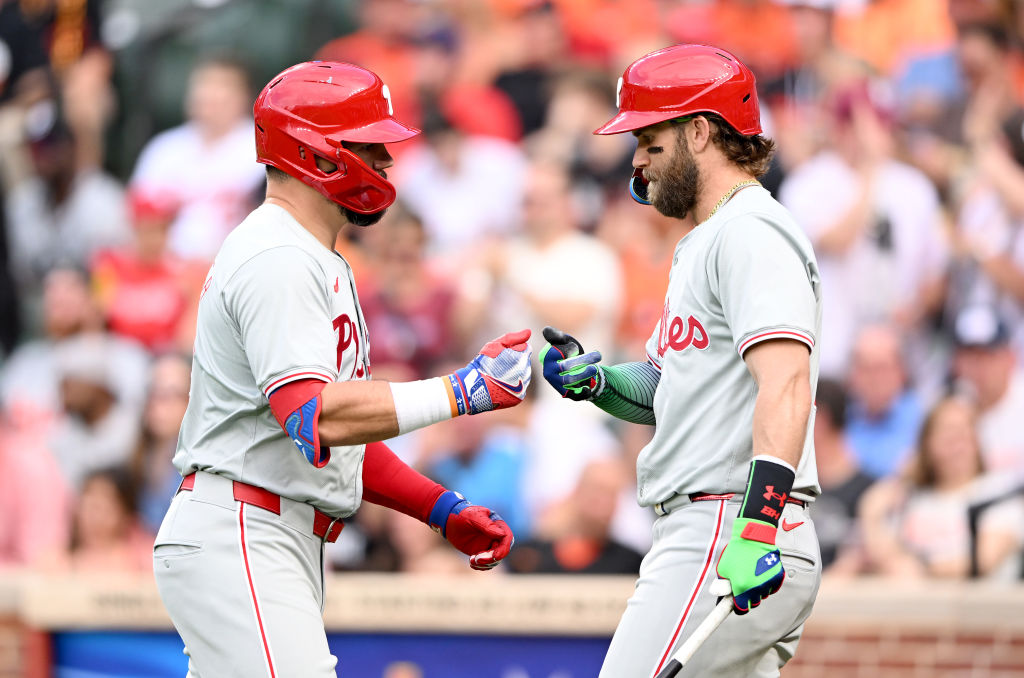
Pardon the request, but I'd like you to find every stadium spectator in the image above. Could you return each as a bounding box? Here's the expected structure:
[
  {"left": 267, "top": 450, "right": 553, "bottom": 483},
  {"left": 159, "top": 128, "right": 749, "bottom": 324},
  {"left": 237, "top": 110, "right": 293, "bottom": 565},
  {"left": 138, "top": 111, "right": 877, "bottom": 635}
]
[
  {"left": 858, "top": 395, "right": 1024, "bottom": 579},
  {"left": 0, "top": 266, "right": 149, "bottom": 425},
  {"left": 808, "top": 378, "right": 875, "bottom": 573},
  {"left": 0, "top": 418, "right": 71, "bottom": 568},
  {"left": 314, "top": 0, "right": 424, "bottom": 129},
  {"left": 510, "top": 458, "right": 643, "bottom": 575},
  {"left": 461, "top": 161, "right": 622, "bottom": 351},
  {"left": 763, "top": 0, "right": 870, "bottom": 109},
  {"left": 48, "top": 333, "right": 142, "bottom": 490},
  {"left": 129, "top": 56, "right": 264, "bottom": 261},
  {"left": 391, "top": 106, "right": 527, "bottom": 257},
  {"left": 831, "top": 0, "right": 956, "bottom": 77},
  {"left": 780, "top": 81, "right": 948, "bottom": 378},
  {"left": 91, "top": 190, "right": 203, "bottom": 353},
  {"left": 417, "top": 408, "right": 530, "bottom": 538},
  {"left": 665, "top": 0, "right": 799, "bottom": 81},
  {"left": 596, "top": 196, "right": 689, "bottom": 359},
  {"left": 525, "top": 69, "right": 634, "bottom": 220},
  {"left": 5, "top": 111, "right": 129, "bottom": 297},
  {"left": 951, "top": 306, "right": 1024, "bottom": 477},
  {"left": 132, "top": 353, "right": 192, "bottom": 534},
  {"left": 493, "top": 2, "right": 568, "bottom": 138},
  {"left": 38, "top": 467, "right": 153, "bottom": 573},
  {"left": 18, "top": 0, "right": 115, "bottom": 170},
  {"left": 387, "top": 509, "right": 477, "bottom": 575},
  {"left": 844, "top": 324, "right": 925, "bottom": 479},
  {"left": 356, "top": 207, "right": 460, "bottom": 381}
]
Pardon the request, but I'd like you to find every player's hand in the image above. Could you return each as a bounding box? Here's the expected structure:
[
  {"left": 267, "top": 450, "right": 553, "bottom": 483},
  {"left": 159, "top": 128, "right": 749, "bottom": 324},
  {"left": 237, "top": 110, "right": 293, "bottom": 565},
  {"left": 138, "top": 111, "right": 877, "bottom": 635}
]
[
  {"left": 448, "top": 329, "right": 532, "bottom": 415},
  {"left": 539, "top": 326, "right": 604, "bottom": 401},
  {"left": 716, "top": 519, "right": 785, "bottom": 614},
  {"left": 428, "top": 491, "right": 514, "bottom": 571}
]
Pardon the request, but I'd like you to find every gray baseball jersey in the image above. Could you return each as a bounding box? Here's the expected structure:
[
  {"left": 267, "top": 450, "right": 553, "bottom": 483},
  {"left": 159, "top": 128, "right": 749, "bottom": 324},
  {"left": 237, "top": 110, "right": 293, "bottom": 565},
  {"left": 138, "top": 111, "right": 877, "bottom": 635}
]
[
  {"left": 640, "top": 185, "right": 822, "bottom": 506},
  {"left": 174, "top": 202, "right": 370, "bottom": 517},
  {"left": 601, "top": 185, "right": 824, "bottom": 678}
]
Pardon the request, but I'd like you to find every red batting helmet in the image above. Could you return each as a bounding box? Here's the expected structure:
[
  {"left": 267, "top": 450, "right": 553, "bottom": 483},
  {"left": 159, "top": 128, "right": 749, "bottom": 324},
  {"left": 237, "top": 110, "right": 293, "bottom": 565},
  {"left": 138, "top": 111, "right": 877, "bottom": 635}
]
[
  {"left": 594, "top": 44, "right": 762, "bottom": 137},
  {"left": 254, "top": 61, "right": 419, "bottom": 214}
]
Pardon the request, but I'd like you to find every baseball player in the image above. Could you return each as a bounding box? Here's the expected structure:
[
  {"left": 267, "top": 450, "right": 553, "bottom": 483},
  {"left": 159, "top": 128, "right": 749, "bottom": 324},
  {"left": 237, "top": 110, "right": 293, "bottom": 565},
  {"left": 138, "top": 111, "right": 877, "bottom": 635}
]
[
  {"left": 540, "top": 45, "right": 823, "bottom": 677},
  {"left": 153, "top": 61, "right": 532, "bottom": 678}
]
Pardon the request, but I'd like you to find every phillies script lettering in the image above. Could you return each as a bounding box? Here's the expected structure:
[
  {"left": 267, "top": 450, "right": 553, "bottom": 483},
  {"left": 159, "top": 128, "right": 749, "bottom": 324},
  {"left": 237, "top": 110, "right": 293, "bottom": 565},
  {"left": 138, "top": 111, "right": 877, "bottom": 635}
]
[
  {"left": 657, "top": 303, "right": 709, "bottom": 357},
  {"left": 333, "top": 314, "right": 365, "bottom": 378}
]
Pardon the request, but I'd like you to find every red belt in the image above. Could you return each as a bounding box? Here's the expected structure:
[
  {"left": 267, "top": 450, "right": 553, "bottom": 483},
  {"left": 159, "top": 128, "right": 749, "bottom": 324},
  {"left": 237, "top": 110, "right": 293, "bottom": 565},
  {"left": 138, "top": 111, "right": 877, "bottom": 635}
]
[
  {"left": 179, "top": 473, "right": 344, "bottom": 543},
  {"left": 689, "top": 492, "right": 806, "bottom": 507}
]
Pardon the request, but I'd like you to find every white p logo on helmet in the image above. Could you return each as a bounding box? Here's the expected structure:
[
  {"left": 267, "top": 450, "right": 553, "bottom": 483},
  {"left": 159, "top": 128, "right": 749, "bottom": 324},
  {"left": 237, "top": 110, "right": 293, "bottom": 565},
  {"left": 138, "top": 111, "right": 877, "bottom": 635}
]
[
  {"left": 382, "top": 84, "right": 394, "bottom": 115},
  {"left": 615, "top": 76, "right": 623, "bottom": 109}
]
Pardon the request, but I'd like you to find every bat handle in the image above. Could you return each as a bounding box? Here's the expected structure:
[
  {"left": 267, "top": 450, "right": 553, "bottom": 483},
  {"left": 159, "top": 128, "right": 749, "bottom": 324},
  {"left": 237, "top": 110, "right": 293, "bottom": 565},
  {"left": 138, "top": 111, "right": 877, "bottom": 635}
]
[
  {"left": 654, "top": 586, "right": 734, "bottom": 678},
  {"left": 655, "top": 658, "right": 684, "bottom": 678}
]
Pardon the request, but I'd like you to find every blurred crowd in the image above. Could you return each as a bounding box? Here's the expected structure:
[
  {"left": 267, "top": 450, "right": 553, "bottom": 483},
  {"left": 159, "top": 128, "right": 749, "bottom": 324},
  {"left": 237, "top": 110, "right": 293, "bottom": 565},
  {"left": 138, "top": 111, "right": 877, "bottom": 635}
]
[{"left": 1, "top": 0, "right": 1024, "bottom": 584}]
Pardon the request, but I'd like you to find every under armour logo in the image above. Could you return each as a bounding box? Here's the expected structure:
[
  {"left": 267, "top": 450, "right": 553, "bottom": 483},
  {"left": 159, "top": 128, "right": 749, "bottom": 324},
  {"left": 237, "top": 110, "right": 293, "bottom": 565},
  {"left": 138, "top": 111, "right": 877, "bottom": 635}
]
[
  {"left": 763, "top": 485, "right": 787, "bottom": 505},
  {"left": 765, "top": 553, "right": 778, "bottom": 566}
]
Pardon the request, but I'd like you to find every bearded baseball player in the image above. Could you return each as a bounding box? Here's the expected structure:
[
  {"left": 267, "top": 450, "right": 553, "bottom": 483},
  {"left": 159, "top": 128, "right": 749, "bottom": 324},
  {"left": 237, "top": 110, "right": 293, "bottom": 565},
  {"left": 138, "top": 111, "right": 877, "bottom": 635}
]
[
  {"left": 153, "top": 61, "right": 532, "bottom": 677},
  {"left": 540, "top": 44, "right": 823, "bottom": 677}
]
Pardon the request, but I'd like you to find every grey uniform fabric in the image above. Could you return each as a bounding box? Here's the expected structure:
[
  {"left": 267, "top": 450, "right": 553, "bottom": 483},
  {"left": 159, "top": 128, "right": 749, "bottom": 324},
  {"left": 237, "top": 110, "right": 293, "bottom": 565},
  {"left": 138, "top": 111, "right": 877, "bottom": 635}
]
[
  {"left": 603, "top": 185, "right": 824, "bottom": 678},
  {"left": 155, "top": 472, "right": 339, "bottom": 678},
  {"left": 638, "top": 186, "right": 821, "bottom": 506},
  {"left": 155, "top": 203, "right": 372, "bottom": 677},
  {"left": 599, "top": 499, "right": 820, "bottom": 678},
  {"left": 173, "top": 203, "right": 370, "bottom": 516}
]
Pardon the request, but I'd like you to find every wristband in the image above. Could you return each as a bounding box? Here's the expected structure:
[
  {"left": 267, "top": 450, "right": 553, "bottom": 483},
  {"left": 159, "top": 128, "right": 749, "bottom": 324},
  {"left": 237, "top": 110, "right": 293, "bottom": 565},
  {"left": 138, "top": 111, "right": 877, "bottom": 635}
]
[
  {"left": 428, "top": 490, "right": 466, "bottom": 538},
  {"left": 389, "top": 378, "right": 455, "bottom": 434},
  {"left": 739, "top": 456, "right": 796, "bottom": 528}
]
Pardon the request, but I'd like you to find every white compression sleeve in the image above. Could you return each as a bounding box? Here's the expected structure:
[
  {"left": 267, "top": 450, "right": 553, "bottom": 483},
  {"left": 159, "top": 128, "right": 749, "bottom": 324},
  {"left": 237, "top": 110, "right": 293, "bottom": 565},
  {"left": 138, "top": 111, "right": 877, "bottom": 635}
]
[{"left": 388, "top": 378, "right": 455, "bottom": 435}]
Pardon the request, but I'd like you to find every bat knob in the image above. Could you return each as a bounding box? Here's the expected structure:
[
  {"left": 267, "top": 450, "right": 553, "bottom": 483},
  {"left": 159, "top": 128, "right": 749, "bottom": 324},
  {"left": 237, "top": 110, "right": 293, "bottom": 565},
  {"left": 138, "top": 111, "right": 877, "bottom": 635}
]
[{"left": 710, "top": 578, "right": 732, "bottom": 597}]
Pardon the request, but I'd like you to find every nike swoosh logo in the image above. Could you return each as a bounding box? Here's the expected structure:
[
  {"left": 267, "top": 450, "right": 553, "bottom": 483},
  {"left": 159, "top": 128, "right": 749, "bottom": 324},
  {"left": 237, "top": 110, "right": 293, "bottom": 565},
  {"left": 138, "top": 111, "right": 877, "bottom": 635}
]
[
  {"left": 488, "top": 377, "right": 525, "bottom": 394},
  {"left": 781, "top": 520, "right": 804, "bottom": 532}
]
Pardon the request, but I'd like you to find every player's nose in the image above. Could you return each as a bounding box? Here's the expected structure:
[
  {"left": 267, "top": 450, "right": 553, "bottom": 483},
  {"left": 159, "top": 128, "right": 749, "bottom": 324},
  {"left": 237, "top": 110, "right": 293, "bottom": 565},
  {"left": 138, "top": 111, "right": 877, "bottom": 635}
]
[
  {"left": 372, "top": 145, "right": 394, "bottom": 171},
  {"left": 632, "top": 146, "right": 649, "bottom": 169}
]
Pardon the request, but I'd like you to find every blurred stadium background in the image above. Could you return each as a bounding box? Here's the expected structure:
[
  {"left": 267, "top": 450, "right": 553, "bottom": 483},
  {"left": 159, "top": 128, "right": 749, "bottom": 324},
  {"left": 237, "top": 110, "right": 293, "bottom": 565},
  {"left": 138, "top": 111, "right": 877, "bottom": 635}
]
[{"left": 2, "top": 0, "right": 1024, "bottom": 676}]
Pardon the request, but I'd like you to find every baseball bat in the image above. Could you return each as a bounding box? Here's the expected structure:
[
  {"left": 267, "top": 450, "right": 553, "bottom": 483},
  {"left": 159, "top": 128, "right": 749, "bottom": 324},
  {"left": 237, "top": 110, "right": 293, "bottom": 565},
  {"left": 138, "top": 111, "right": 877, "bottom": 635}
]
[{"left": 654, "top": 580, "right": 734, "bottom": 678}]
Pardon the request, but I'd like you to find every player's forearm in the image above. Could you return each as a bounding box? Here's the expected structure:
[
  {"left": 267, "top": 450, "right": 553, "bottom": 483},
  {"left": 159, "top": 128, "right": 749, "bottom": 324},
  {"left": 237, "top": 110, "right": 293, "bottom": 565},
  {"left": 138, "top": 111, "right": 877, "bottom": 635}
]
[
  {"left": 592, "top": 361, "right": 660, "bottom": 425},
  {"left": 749, "top": 364, "right": 811, "bottom": 469},
  {"left": 317, "top": 380, "right": 402, "bottom": 446}
]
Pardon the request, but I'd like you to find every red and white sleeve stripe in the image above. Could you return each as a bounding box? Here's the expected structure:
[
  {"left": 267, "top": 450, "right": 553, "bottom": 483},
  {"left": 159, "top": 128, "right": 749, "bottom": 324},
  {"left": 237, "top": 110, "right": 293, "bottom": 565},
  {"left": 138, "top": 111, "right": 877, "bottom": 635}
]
[
  {"left": 262, "top": 369, "right": 334, "bottom": 397},
  {"left": 737, "top": 328, "right": 814, "bottom": 357}
]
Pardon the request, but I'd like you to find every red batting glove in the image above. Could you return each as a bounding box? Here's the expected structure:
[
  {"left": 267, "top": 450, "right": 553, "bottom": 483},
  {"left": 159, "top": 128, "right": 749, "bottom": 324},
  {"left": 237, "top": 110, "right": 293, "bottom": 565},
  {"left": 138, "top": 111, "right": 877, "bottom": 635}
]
[{"left": 430, "top": 491, "right": 515, "bottom": 570}]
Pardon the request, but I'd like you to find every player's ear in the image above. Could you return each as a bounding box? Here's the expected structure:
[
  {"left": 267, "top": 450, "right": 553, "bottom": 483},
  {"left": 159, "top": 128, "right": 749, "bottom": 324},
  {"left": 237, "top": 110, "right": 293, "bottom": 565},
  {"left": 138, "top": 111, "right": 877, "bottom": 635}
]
[{"left": 688, "top": 115, "right": 713, "bottom": 153}]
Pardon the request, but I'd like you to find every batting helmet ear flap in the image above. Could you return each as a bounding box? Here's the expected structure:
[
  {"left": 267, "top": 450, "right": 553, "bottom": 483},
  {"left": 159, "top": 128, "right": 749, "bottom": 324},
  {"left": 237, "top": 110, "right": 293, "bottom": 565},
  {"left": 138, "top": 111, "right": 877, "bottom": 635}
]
[
  {"left": 318, "top": 146, "right": 397, "bottom": 214},
  {"left": 629, "top": 168, "right": 652, "bottom": 205}
]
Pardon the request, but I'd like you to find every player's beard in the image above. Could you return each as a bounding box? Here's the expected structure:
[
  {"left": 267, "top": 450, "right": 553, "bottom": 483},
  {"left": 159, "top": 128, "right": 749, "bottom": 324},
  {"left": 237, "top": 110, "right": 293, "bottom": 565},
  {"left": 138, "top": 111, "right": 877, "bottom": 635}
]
[
  {"left": 650, "top": 137, "right": 701, "bottom": 220},
  {"left": 341, "top": 205, "right": 386, "bottom": 227}
]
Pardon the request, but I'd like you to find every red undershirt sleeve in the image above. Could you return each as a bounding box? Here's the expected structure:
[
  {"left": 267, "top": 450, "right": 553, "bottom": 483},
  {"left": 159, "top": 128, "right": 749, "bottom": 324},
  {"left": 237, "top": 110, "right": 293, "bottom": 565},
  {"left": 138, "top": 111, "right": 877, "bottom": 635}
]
[
  {"left": 361, "top": 441, "right": 446, "bottom": 523},
  {"left": 268, "top": 378, "right": 328, "bottom": 428}
]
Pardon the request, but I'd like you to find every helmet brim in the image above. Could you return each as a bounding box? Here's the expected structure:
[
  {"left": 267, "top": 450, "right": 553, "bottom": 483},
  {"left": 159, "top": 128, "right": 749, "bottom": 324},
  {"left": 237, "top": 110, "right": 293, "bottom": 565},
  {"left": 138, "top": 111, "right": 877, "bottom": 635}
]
[
  {"left": 335, "top": 118, "right": 421, "bottom": 144},
  {"left": 594, "top": 110, "right": 677, "bottom": 135}
]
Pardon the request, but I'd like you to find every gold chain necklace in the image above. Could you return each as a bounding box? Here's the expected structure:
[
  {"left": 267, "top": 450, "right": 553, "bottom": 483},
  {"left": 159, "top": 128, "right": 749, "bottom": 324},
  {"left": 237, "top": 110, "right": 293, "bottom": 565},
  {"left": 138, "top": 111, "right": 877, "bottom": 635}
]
[{"left": 705, "top": 179, "right": 760, "bottom": 222}]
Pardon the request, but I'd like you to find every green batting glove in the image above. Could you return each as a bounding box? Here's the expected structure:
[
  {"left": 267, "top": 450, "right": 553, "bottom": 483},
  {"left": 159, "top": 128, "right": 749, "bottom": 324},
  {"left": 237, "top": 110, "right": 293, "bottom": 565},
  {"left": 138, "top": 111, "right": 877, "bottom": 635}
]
[
  {"left": 539, "top": 326, "right": 604, "bottom": 401},
  {"left": 716, "top": 456, "right": 795, "bottom": 614},
  {"left": 716, "top": 517, "right": 784, "bottom": 614}
]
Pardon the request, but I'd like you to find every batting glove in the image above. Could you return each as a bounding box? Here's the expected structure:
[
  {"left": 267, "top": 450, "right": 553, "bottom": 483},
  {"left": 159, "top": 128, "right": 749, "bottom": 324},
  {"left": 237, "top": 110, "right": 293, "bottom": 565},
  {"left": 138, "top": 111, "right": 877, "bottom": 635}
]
[
  {"left": 429, "top": 491, "right": 514, "bottom": 570},
  {"left": 539, "top": 326, "right": 604, "bottom": 401},
  {"left": 448, "top": 329, "right": 532, "bottom": 415},
  {"left": 716, "top": 457, "right": 796, "bottom": 614}
]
